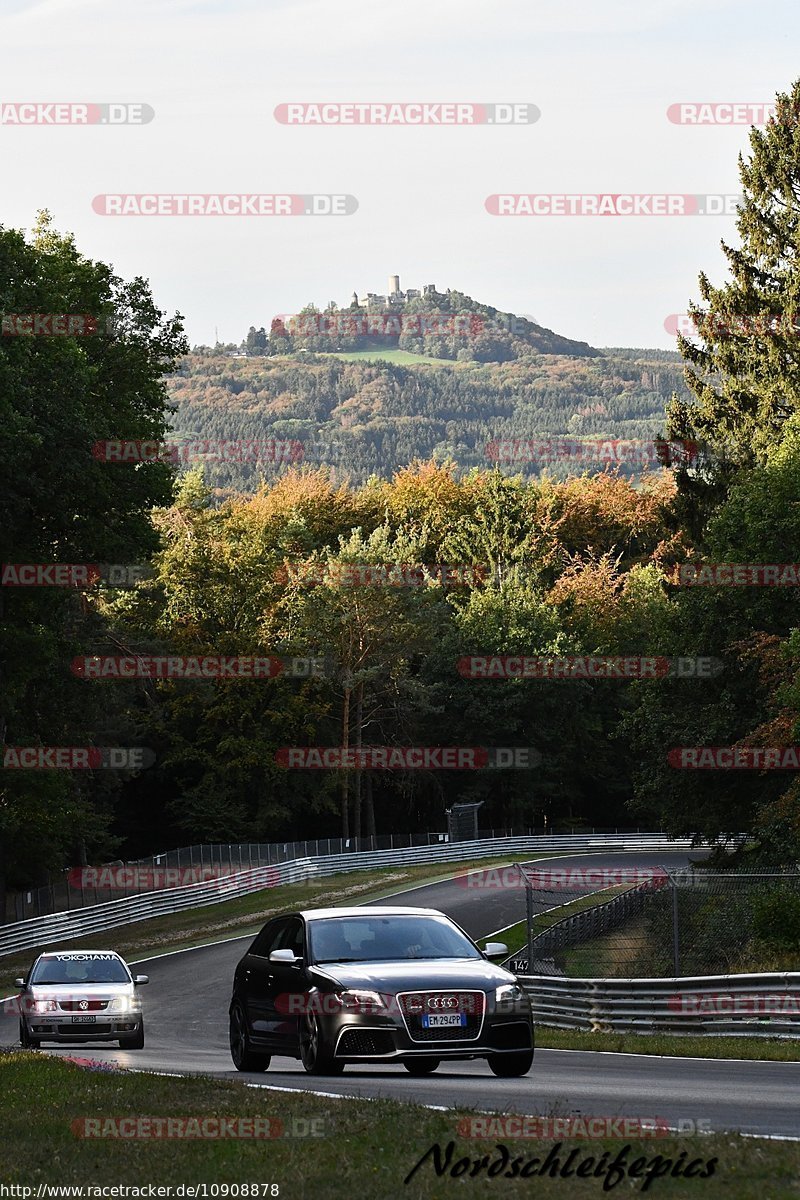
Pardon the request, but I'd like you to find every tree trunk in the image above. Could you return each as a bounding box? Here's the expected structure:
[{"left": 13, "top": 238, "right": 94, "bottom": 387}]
[
  {"left": 0, "top": 714, "right": 6, "bottom": 923},
  {"left": 352, "top": 681, "right": 364, "bottom": 841},
  {"left": 365, "top": 771, "right": 376, "bottom": 841},
  {"left": 340, "top": 686, "right": 351, "bottom": 839}
]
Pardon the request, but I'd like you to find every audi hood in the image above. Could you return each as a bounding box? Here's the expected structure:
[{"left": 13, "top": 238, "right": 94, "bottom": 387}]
[{"left": 309, "top": 959, "right": 518, "bottom": 992}]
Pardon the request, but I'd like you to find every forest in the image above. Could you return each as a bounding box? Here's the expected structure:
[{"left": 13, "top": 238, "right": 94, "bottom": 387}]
[
  {"left": 4, "top": 83, "right": 800, "bottom": 898},
  {"left": 167, "top": 346, "right": 689, "bottom": 493}
]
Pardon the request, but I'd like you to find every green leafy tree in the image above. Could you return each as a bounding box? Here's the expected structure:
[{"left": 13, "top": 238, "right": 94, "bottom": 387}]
[{"left": 0, "top": 213, "right": 187, "bottom": 901}]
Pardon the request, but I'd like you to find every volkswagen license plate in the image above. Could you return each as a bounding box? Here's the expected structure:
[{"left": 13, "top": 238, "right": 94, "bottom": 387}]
[
  {"left": 422, "top": 1012, "right": 466, "bottom": 1028},
  {"left": 71, "top": 1015, "right": 96, "bottom": 1023}
]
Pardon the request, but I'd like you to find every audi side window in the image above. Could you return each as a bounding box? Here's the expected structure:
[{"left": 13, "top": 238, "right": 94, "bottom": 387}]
[
  {"left": 250, "top": 919, "right": 287, "bottom": 958},
  {"left": 277, "top": 917, "right": 305, "bottom": 960}
]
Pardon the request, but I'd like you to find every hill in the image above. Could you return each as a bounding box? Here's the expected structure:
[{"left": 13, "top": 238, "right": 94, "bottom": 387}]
[
  {"left": 167, "top": 345, "right": 690, "bottom": 494},
  {"left": 263, "top": 284, "right": 601, "bottom": 362}
]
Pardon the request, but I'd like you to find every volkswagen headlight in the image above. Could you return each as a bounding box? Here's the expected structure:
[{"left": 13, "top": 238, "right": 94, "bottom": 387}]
[{"left": 108, "top": 997, "right": 142, "bottom": 1012}]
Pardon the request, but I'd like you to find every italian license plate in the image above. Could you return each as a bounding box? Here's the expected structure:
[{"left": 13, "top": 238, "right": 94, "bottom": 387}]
[
  {"left": 422, "top": 1013, "right": 466, "bottom": 1028},
  {"left": 71, "top": 1015, "right": 96, "bottom": 1023}
]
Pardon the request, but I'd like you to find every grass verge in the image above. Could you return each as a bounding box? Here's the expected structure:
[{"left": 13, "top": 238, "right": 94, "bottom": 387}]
[
  {"left": 536, "top": 1028, "right": 800, "bottom": 1061},
  {"left": 0, "top": 1053, "right": 798, "bottom": 1197}
]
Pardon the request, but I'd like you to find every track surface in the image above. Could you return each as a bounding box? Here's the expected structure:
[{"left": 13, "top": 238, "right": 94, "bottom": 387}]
[{"left": 3, "top": 851, "right": 799, "bottom": 1137}]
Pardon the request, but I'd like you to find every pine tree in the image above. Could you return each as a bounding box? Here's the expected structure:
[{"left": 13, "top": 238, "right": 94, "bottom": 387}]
[{"left": 667, "top": 80, "right": 800, "bottom": 532}]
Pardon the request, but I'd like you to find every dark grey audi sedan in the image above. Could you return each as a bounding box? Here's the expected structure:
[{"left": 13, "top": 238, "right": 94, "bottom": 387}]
[{"left": 228, "top": 906, "right": 534, "bottom": 1076}]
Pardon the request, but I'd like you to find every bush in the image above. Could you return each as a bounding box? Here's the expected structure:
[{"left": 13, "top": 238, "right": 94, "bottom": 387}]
[{"left": 751, "top": 888, "right": 800, "bottom": 949}]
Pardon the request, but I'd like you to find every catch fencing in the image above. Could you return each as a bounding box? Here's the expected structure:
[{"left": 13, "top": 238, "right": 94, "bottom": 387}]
[
  {"left": 0, "top": 832, "right": 692, "bottom": 957},
  {"left": 508, "top": 865, "right": 799, "bottom": 979},
  {"left": 506, "top": 877, "right": 657, "bottom": 973}
]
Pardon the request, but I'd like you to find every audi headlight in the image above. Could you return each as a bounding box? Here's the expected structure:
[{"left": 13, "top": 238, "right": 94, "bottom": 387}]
[
  {"left": 495, "top": 983, "right": 527, "bottom": 1005},
  {"left": 334, "top": 989, "right": 388, "bottom": 1014}
]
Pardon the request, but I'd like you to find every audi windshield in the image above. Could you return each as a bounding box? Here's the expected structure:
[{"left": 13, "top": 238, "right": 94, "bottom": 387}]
[{"left": 308, "top": 914, "right": 483, "bottom": 963}]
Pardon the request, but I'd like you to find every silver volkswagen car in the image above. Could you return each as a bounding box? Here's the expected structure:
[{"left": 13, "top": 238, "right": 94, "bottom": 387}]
[
  {"left": 229, "top": 906, "right": 534, "bottom": 1076},
  {"left": 15, "top": 949, "right": 148, "bottom": 1049}
]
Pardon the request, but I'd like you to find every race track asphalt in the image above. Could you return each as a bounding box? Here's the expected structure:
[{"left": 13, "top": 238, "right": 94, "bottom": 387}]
[{"left": 2, "top": 850, "right": 798, "bottom": 1138}]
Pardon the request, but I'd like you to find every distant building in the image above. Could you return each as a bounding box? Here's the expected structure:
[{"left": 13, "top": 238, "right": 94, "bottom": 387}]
[{"left": 353, "top": 276, "right": 435, "bottom": 308}]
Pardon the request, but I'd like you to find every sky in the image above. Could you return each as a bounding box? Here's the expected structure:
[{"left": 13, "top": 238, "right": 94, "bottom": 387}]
[{"left": 2, "top": 0, "right": 799, "bottom": 350}]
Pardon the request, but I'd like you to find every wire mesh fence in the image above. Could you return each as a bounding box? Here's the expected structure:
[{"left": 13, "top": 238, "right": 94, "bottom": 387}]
[{"left": 505, "top": 864, "right": 800, "bottom": 978}]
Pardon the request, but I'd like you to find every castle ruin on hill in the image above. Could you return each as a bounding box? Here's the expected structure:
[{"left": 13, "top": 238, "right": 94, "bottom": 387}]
[{"left": 351, "top": 276, "right": 439, "bottom": 310}]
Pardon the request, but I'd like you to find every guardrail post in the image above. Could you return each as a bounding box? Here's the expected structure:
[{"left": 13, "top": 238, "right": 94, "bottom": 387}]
[
  {"left": 671, "top": 874, "right": 681, "bottom": 976},
  {"left": 525, "top": 866, "right": 534, "bottom": 975}
]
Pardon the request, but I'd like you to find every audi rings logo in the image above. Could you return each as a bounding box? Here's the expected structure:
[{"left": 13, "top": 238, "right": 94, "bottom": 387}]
[
  {"left": 427, "top": 995, "right": 459, "bottom": 1010},
  {"left": 79, "top": 1000, "right": 89, "bottom": 1010}
]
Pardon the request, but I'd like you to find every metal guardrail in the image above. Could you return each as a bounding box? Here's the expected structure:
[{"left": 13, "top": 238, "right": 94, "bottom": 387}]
[
  {"left": 5, "top": 826, "right": 654, "bottom": 921},
  {"left": 0, "top": 833, "right": 693, "bottom": 958},
  {"left": 518, "top": 971, "right": 800, "bottom": 1036}
]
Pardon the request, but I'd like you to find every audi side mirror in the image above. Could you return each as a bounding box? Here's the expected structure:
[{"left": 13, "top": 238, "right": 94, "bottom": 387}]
[
  {"left": 269, "top": 949, "right": 300, "bottom": 965},
  {"left": 483, "top": 942, "right": 508, "bottom": 958},
  {"left": 133, "top": 974, "right": 149, "bottom": 985},
  {"left": 14, "top": 978, "right": 25, "bottom": 989}
]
